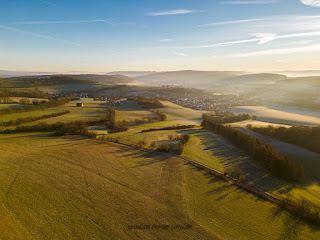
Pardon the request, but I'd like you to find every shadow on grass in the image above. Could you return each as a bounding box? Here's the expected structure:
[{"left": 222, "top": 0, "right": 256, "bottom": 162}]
[
  {"left": 270, "top": 205, "right": 320, "bottom": 239},
  {"left": 178, "top": 128, "right": 296, "bottom": 193}
]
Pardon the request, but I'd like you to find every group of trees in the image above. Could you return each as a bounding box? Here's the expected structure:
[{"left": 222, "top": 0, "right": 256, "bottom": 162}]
[
  {"left": 141, "top": 125, "right": 194, "bottom": 133},
  {"left": 204, "top": 111, "right": 252, "bottom": 123},
  {"left": 247, "top": 125, "right": 320, "bottom": 154},
  {"left": 7, "top": 110, "right": 70, "bottom": 126},
  {"left": 117, "top": 117, "right": 160, "bottom": 128},
  {"left": 105, "top": 105, "right": 128, "bottom": 133},
  {"left": 152, "top": 110, "right": 167, "bottom": 121},
  {"left": 0, "top": 120, "right": 97, "bottom": 138},
  {"left": 202, "top": 114, "right": 304, "bottom": 180},
  {"left": 153, "top": 134, "right": 191, "bottom": 155},
  {"left": 0, "top": 97, "right": 70, "bottom": 115},
  {"left": 136, "top": 96, "right": 165, "bottom": 108}
]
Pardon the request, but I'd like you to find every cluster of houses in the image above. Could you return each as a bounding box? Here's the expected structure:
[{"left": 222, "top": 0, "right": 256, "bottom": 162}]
[
  {"left": 129, "top": 88, "right": 258, "bottom": 112},
  {"left": 52, "top": 84, "right": 258, "bottom": 112}
]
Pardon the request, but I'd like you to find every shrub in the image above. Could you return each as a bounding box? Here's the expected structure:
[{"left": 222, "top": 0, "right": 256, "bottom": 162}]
[
  {"left": 137, "top": 139, "right": 147, "bottom": 148},
  {"left": 150, "top": 141, "right": 156, "bottom": 149},
  {"left": 157, "top": 143, "right": 169, "bottom": 152},
  {"left": 174, "top": 144, "right": 184, "bottom": 155}
]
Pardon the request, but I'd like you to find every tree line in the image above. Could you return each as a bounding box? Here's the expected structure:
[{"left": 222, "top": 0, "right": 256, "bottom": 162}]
[
  {"left": 105, "top": 105, "right": 128, "bottom": 133},
  {"left": 0, "top": 97, "right": 70, "bottom": 115},
  {"left": 204, "top": 111, "right": 253, "bottom": 123},
  {"left": 7, "top": 110, "right": 70, "bottom": 126},
  {"left": 0, "top": 120, "right": 97, "bottom": 138},
  {"left": 202, "top": 113, "right": 304, "bottom": 180},
  {"left": 0, "top": 88, "right": 49, "bottom": 99},
  {"left": 136, "top": 96, "right": 165, "bottom": 108},
  {"left": 247, "top": 125, "right": 320, "bottom": 154},
  {"left": 141, "top": 125, "right": 194, "bottom": 133},
  {"left": 152, "top": 110, "right": 167, "bottom": 121}
]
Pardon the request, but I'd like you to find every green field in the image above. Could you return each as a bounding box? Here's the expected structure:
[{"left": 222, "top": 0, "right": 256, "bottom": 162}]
[
  {"left": 0, "top": 98, "right": 107, "bottom": 125},
  {"left": 0, "top": 132, "right": 319, "bottom": 239},
  {"left": 0, "top": 104, "right": 22, "bottom": 109},
  {"left": 0, "top": 132, "right": 216, "bottom": 240},
  {"left": 115, "top": 99, "right": 157, "bottom": 122},
  {"left": 184, "top": 165, "right": 320, "bottom": 239}
]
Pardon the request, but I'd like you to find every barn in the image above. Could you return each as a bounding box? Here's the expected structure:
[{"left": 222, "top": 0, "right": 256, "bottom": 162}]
[{"left": 76, "top": 103, "right": 84, "bottom": 107}]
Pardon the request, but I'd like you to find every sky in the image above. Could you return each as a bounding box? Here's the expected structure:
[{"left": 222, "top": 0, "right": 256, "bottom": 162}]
[{"left": 1, "top": 0, "right": 320, "bottom": 72}]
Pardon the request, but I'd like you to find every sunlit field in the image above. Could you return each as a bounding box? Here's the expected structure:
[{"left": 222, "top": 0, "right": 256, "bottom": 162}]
[{"left": 227, "top": 106, "right": 320, "bottom": 126}]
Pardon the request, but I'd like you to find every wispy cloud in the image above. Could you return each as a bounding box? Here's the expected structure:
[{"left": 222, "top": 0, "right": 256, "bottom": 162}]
[
  {"left": 147, "top": 9, "right": 200, "bottom": 16},
  {"left": 39, "top": 0, "right": 56, "bottom": 7},
  {"left": 253, "top": 31, "right": 320, "bottom": 43},
  {"left": 199, "top": 18, "right": 265, "bottom": 27},
  {"left": 233, "top": 44, "right": 320, "bottom": 57},
  {"left": 220, "top": 0, "right": 279, "bottom": 4},
  {"left": 200, "top": 15, "right": 320, "bottom": 28},
  {"left": 0, "top": 25, "right": 80, "bottom": 46},
  {"left": 13, "top": 20, "right": 111, "bottom": 25},
  {"left": 178, "top": 39, "right": 259, "bottom": 49},
  {"left": 159, "top": 38, "right": 174, "bottom": 42},
  {"left": 300, "top": 0, "right": 320, "bottom": 7},
  {"left": 177, "top": 31, "right": 320, "bottom": 49},
  {"left": 172, "top": 51, "right": 188, "bottom": 57}
]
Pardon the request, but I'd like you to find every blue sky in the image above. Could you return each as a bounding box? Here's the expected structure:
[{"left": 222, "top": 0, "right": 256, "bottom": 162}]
[{"left": 1, "top": 0, "right": 320, "bottom": 72}]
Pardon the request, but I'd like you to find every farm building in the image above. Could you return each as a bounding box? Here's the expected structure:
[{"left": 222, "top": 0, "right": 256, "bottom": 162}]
[{"left": 76, "top": 103, "right": 84, "bottom": 107}]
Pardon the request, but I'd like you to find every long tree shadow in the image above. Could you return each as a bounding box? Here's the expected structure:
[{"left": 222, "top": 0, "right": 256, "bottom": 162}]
[
  {"left": 178, "top": 128, "right": 295, "bottom": 193},
  {"left": 269, "top": 204, "right": 320, "bottom": 240}
]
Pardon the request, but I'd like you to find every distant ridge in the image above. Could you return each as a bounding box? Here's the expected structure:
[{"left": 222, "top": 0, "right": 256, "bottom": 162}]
[
  {"left": 224, "top": 73, "right": 287, "bottom": 84},
  {"left": 106, "top": 71, "right": 157, "bottom": 77},
  {"left": 136, "top": 70, "right": 246, "bottom": 87},
  {"left": 73, "top": 74, "right": 137, "bottom": 84}
]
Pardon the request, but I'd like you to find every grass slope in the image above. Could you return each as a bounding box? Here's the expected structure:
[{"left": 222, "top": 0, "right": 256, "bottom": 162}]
[
  {"left": 184, "top": 164, "right": 320, "bottom": 239},
  {"left": 0, "top": 133, "right": 216, "bottom": 240}
]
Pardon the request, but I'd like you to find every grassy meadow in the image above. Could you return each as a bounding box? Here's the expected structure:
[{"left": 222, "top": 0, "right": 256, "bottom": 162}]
[
  {"left": 1, "top": 98, "right": 107, "bottom": 126},
  {"left": 184, "top": 164, "right": 320, "bottom": 240},
  {"left": 0, "top": 132, "right": 319, "bottom": 239},
  {"left": 0, "top": 132, "right": 217, "bottom": 240}
]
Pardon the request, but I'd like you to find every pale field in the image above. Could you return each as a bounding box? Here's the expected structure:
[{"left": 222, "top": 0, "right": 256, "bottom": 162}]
[
  {"left": 227, "top": 120, "right": 291, "bottom": 128},
  {"left": 160, "top": 101, "right": 207, "bottom": 125},
  {"left": 227, "top": 106, "right": 320, "bottom": 125}
]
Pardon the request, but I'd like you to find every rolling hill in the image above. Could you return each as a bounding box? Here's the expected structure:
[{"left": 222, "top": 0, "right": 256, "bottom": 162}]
[
  {"left": 73, "top": 74, "right": 137, "bottom": 84},
  {"left": 136, "top": 70, "right": 245, "bottom": 87},
  {"left": 224, "top": 73, "right": 287, "bottom": 84}
]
